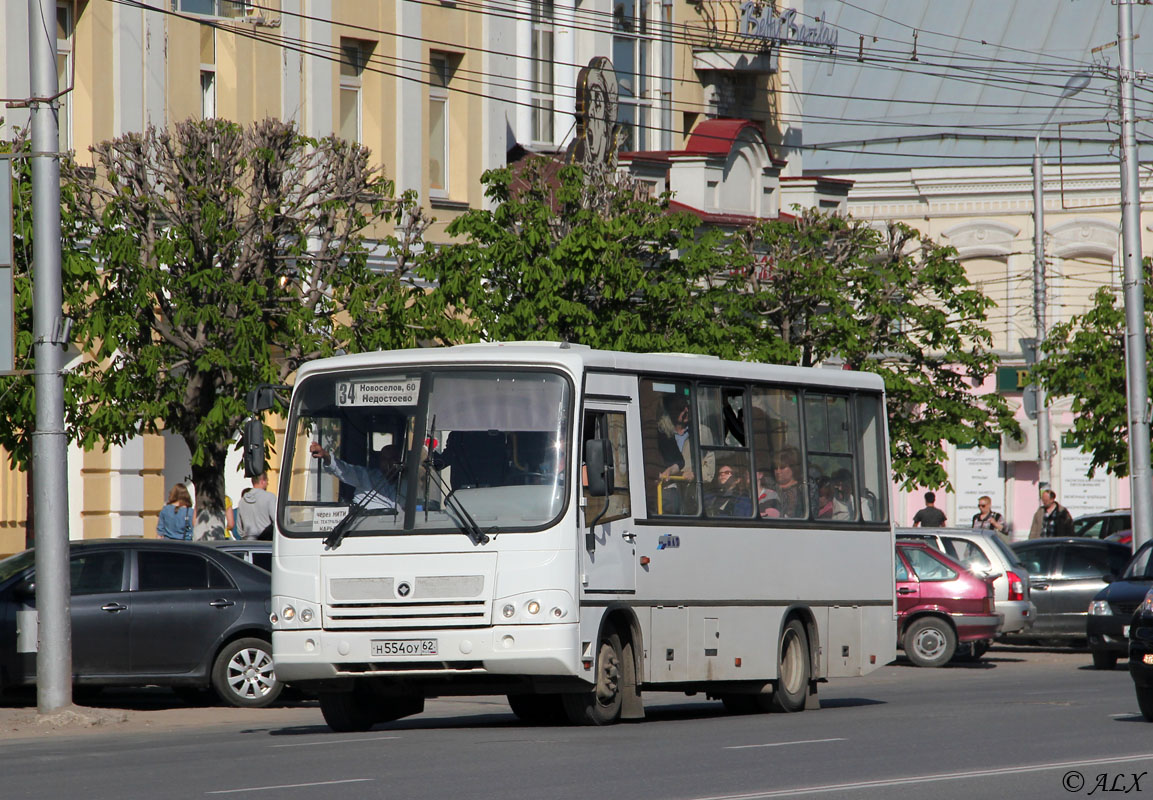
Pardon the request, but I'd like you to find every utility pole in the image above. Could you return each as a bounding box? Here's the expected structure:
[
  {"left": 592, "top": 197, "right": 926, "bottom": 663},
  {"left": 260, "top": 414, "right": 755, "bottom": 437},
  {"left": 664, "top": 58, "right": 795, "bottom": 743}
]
[
  {"left": 1119, "top": 0, "right": 1152, "bottom": 550},
  {"left": 28, "top": 0, "right": 72, "bottom": 712}
]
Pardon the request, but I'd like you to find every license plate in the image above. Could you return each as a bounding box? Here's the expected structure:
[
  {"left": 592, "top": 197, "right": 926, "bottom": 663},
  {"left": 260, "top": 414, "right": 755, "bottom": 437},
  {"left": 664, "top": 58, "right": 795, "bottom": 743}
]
[{"left": 372, "top": 638, "right": 438, "bottom": 657}]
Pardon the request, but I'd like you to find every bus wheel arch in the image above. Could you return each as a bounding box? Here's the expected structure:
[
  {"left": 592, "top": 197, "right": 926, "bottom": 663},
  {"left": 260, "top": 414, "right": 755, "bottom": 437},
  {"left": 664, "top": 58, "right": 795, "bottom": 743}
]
[{"left": 565, "top": 607, "right": 643, "bottom": 724}]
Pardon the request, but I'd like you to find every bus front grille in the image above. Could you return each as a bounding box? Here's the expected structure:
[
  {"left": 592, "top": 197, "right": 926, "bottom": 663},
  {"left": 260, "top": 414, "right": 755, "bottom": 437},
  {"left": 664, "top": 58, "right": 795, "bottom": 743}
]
[{"left": 323, "top": 599, "right": 489, "bottom": 630}]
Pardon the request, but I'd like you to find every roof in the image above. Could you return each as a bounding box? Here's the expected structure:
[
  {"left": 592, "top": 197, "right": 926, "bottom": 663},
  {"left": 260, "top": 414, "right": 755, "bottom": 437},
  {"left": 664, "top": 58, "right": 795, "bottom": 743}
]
[{"left": 797, "top": 0, "right": 1153, "bottom": 173}]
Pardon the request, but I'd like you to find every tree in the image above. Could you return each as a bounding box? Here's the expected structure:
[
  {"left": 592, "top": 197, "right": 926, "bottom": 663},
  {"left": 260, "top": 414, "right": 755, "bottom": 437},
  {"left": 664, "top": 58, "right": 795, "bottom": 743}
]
[
  {"left": 1032, "top": 277, "right": 1144, "bottom": 477},
  {"left": 66, "top": 118, "right": 430, "bottom": 535},
  {"left": 708, "top": 210, "right": 1018, "bottom": 490},
  {"left": 0, "top": 132, "right": 100, "bottom": 545},
  {"left": 419, "top": 159, "right": 730, "bottom": 351}
]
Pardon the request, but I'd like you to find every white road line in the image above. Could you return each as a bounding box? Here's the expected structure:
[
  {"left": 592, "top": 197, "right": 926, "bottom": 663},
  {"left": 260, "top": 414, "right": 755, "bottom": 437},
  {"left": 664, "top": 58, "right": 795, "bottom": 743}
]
[
  {"left": 207, "top": 778, "right": 374, "bottom": 795},
  {"left": 270, "top": 736, "right": 400, "bottom": 748},
  {"left": 725, "top": 738, "right": 846, "bottom": 750},
  {"left": 687, "top": 753, "right": 1153, "bottom": 799}
]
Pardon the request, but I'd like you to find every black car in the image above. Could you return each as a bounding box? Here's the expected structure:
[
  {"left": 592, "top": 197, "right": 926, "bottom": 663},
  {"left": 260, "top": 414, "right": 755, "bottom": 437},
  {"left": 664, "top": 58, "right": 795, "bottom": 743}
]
[
  {"left": 1073, "top": 509, "right": 1132, "bottom": 540},
  {"left": 1088, "top": 541, "right": 1153, "bottom": 669},
  {"left": 0, "top": 539, "right": 281, "bottom": 707},
  {"left": 1008, "top": 538, "right": 1132, "bottom": 645},
  {"left": 1128, "top": 590, "right": 1153, "bottom": 720}
]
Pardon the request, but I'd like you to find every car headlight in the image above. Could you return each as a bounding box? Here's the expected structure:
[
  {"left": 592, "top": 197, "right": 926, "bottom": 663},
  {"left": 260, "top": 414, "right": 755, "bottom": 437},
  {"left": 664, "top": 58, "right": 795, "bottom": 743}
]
[
  {"left": 494, "top": 590, "right": 574, "bottom": 624},
  {"left": 1089, "top": 600, "right": 1112, "bottom": 616},
  {"left": 271, "top": 595, "right": 320, "bottom": 630},
  {"left": 1140, "top": 588, "right": 1153, "bottom": 616}
]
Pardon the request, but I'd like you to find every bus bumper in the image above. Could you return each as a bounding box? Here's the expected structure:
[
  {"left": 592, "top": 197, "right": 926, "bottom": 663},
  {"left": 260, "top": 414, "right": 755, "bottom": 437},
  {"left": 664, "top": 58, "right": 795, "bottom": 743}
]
[{"left": 273, "top": 623, "right": 581, "bottom": 683}]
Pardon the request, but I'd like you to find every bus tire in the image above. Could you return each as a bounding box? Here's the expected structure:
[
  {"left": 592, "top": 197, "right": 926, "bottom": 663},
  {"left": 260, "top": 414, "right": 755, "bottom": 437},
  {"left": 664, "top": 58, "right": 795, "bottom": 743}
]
[
  {"left": 562, "top": 630, "right": 624, "bottom": 725},
  {"left": 319, "top": 688, "right": 377, "bottom": 732},
  {"left": 507, "top": 693, "right": 566, "bottom": 724},
  {"left": 903, "top": 616, "right": 956, "bottom": 668},
  {"left": 769, "top": 619, "right": 810, "bottom": 713}
]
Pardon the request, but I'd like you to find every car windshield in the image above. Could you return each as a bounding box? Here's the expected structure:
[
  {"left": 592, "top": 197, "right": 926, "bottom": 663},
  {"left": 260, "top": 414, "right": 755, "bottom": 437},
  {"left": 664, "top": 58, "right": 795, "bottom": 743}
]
[
  {"left": 1123, "top": 541, "right": 1153, "bottom": 580},
  {"left": 281, "top": 367, "right": 572, "bottom": 538},
  {"left": 0, "top": 550, "right": 34, "bottom": 584}
]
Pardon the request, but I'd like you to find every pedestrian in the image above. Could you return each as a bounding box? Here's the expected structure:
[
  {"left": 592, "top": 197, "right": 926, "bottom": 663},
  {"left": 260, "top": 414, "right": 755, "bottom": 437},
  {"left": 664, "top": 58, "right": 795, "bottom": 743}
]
[
  {"left": 235, "top": 472, "right": 277, "bottom": 540},
  {"left": 1028, "top": 489, "right": 1074, "bottom": 539},
  {"left": 912, "top": 491, "right": 947, "bottom": 528},
  {"left": 157, "top": 483, "right": 194, "bottom": 540},
  {"left": 971, "top": 495, "right": 1006, "bottom": 536}
]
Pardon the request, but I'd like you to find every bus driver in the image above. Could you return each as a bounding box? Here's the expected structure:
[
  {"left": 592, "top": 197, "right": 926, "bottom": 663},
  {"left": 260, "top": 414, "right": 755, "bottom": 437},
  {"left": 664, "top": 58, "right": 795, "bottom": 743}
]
[{"left": 309, "top": 441, "right": 405, "bottom": 510}]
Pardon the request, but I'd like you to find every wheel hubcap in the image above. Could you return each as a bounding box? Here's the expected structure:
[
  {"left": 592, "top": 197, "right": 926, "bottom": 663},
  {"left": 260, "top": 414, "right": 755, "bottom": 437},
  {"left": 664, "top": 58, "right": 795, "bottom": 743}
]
[
  {"left": 228, "top": 647, "right": 276, "bottom": 699},
  {"left": 914, "top": 628, "right": 945, "bottom": 660},
  {"left": 595, "top": 643, "right": 621, "bottom": 705},
  {"left": 780, "top": 630, "right": 804, "bottom": 694}
]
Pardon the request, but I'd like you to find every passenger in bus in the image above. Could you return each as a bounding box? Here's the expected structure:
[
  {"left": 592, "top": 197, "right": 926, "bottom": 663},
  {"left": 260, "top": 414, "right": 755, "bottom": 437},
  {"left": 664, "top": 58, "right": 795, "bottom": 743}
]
[
  {"left": 705, "top": 462, "right": 753, "bottom": 518},
  {"left": 771, "top": 447, "right": 805, "bottom": 518},
  {"left": 655, "top": 394, "right": 695, "bottom": 483},
  {"left": 309, "top": 441, "right": 405, "bottom": 510},
  {"left": 815, "top": 477, "right": 851, "bottom": 520},
  {"left": 831, "top": 469, "right": 856, "bottom": 521},
  {"left": 756, "top": 470, "right": 782, "bottom": 518}
]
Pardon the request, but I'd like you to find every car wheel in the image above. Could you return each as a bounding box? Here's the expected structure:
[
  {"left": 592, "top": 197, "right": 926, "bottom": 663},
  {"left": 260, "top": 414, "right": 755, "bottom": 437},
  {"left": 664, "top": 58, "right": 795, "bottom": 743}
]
[
  {"left": 1092, "top": 651, "right": 1119, "bottom": 670},
  {"left": 770, "top": 619, "right": 810, "bottom": 712},
  {"left": 507, "top": 693, "right": 566, "bottom": 724},
  {"left": 1137, "top": 685, "right": 1153, "bottom": 721},
  {"left": 562, "top": 630, "right": 624, "bottom": 725},
  {"left": 903, "top": 617, "right": 956, "bottom": 668},
  {"left": 211, "top": 637, "right": 282, "bottom": 709}
]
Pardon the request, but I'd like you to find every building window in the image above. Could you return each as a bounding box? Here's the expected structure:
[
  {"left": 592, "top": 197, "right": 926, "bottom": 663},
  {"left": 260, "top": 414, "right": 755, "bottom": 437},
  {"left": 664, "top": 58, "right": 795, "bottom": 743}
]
[
  {"left": 429, "top": 52, "right": 455, "bottom": 196},
  {"left": 174, "top": 0, "right": 249, "bottom": 18},
  {"left": 613, "top": 0, "right": 663, "bottom": 152},
  {"left": 531, "top": 0, "right": 554, "bottom": 144},
  {"left": 339, "top": 38, "right": 373, "bottom": 143},
  {"left": 56, "top": 3, "right": 72, "bottom": 152},
  {"left": 200, "top": 25, "right": 215, "bottom": 120}
]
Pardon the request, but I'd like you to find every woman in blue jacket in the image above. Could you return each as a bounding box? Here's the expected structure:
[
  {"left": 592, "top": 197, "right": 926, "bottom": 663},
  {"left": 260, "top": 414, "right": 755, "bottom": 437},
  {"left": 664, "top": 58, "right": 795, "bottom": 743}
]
[{"left": 157, "top": 483, "right": 194, "bottom": 540}]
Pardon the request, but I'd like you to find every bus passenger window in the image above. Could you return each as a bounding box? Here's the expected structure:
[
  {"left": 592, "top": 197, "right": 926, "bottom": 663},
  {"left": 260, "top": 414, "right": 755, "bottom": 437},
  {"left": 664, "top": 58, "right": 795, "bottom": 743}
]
[
  {"left": 750, "top": 387, "right": 805, "bottom": 520},
  {"left": 640, "top": 380, "right": 700, "bottom": 516}
]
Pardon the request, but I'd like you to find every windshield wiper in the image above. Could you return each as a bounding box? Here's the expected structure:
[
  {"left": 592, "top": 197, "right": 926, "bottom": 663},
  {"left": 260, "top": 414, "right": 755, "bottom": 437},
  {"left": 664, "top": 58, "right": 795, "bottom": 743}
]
[
  {"left": 324, "top": 476, "right": 400, "bottom": 550},
  {"left": 423, "top": 456, "right": 490, "bottom": 546}
]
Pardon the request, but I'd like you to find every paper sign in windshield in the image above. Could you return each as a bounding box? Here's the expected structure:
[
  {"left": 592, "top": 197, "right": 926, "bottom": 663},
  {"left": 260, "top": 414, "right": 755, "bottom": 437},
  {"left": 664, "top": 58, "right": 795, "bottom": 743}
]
[
  {"left": 336, "top": 378, "right": 420, "bottom": 407},
  {"left": 313, "top": 507, "right": 349, "bottom": 533}
]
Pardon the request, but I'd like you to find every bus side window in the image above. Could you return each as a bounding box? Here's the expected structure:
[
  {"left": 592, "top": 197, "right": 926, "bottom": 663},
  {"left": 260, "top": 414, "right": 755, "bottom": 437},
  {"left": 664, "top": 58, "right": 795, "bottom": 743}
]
[
  {"left": 583, "top": 410, "right": 631, "bottom": 523},
  {"left": 750, "top": 386, "right": 805, "bottom": 520},
  {"left": 639, "top": 380, "right": 700, "bottom": 516}
]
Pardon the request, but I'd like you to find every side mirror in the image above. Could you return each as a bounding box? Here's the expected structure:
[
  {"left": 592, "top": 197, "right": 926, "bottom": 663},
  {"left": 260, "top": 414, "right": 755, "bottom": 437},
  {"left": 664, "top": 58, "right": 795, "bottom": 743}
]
[
  {"left": 242, "top": 418, "right": 266, "bottom": 478},
  {"left": 584, "top": 439, "right": 614, "bottom": 497},
  {"left": 246, "top": 384, "right": 278, "bottom": 413}
]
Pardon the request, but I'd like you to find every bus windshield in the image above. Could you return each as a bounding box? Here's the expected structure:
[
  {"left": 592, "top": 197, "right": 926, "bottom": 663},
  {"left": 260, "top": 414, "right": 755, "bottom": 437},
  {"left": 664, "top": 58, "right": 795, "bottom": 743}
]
[{"left": 281, "top": 368, "right": 572, "bottom": 538}]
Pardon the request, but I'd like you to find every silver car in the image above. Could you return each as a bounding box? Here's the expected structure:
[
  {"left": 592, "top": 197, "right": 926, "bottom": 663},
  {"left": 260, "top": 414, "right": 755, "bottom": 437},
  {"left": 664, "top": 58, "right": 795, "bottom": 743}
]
[{"left": 896, "top": 528, "right": 1035, "bottom": 642}]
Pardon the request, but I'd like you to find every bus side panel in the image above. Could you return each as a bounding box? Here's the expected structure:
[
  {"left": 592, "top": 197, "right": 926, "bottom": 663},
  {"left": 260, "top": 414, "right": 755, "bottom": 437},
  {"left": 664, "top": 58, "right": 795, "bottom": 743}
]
[{"left": 685, "top": 606, "right": 777, "bottom": 682}]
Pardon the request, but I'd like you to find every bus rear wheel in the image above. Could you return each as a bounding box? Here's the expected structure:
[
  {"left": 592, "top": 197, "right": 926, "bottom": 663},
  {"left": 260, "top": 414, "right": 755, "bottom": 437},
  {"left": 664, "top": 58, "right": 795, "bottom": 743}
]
[
  {"left": 770, "top": 619, "right": 810, "bottom": 713},
  {"left": 562, "top": 631, "right": 624, "bottom": 725}
]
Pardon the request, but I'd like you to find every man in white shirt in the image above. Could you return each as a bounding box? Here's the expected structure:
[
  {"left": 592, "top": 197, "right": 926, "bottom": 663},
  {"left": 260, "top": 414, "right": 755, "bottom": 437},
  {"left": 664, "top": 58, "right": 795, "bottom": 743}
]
[{"left": 309, "top": 441, "right": 404, "bottom": 510}]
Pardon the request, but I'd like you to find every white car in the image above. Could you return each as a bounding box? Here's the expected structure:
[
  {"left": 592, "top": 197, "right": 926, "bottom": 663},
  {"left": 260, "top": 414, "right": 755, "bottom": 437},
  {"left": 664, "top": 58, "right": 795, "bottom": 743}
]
[{"left": 896, "top": 528, "right": 1035, "bottom": 648}]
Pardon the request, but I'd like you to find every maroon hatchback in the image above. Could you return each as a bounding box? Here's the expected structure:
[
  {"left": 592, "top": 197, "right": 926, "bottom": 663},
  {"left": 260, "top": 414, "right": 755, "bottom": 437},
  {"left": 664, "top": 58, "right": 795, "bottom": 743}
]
[{"left": 896, "top": 541, "right": 1003, "bottom": 667}]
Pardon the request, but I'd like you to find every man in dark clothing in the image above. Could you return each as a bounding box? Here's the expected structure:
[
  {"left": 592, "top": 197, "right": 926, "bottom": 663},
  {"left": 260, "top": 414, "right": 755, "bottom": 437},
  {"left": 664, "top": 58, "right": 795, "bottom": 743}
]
[
  {"left": 1028, "top": 489, "right": 1074, "bottom": 538},
  {"left": 912, "top": 491, "right": 947, "bottom": 527}
]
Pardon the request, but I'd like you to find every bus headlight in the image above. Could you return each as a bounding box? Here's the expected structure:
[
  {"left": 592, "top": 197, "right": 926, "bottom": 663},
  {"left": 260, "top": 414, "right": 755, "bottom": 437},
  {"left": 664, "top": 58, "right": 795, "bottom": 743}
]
[
  {"left": 494, "top": 591, "right": 574, "bottom": 624},
  {"left": 272, "top": 596, "right": 320, "bottom": 630}
]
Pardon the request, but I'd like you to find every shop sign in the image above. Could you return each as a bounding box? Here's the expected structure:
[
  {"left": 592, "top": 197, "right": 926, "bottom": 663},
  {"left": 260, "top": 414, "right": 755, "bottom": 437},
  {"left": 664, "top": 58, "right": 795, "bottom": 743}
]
[{"left": 737, "top": 5, "right": 838, "bottom": 48}]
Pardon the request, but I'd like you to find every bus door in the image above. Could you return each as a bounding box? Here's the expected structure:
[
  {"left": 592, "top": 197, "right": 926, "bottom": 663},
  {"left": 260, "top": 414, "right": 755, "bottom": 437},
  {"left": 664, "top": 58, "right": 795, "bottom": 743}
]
[{"left": 581, "top": 403, "right": 636, "bottom": 594}]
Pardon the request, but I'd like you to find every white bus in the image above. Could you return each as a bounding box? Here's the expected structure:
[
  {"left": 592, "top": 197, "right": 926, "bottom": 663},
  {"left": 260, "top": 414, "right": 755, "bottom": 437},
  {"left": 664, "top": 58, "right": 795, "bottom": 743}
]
[{"left": 262, "top": 343, "right": 896, "bottom": 730}]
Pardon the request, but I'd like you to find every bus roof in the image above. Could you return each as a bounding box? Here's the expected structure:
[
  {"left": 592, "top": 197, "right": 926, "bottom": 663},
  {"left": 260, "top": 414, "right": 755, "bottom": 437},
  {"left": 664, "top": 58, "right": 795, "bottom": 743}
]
[{"left": 293, "top": 342, "right": 886, "bottom": 392}]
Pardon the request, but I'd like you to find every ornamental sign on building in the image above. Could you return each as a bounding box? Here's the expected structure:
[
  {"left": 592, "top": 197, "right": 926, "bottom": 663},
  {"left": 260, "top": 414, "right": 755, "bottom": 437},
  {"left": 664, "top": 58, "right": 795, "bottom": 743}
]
[{"left": 737, "top": 5, "right": 838, "bottom": 48}]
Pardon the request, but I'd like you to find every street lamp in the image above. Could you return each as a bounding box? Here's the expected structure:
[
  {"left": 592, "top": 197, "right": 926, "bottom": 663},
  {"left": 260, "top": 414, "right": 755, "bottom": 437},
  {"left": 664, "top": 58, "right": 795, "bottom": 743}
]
[{"left": 1033, "top": 72, "right": 1092, "bottom": 490}]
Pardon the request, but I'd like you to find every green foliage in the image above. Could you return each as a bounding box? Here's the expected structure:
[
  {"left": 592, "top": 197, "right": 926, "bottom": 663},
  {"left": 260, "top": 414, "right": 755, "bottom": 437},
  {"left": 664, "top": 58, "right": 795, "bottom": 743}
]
[
  {"left": 706, "top": 210, "right": 1017, "bottom": 490},
  {"left": 64, "top": 118, "right": 428, "bottom": 514},
  {"left": 419, "top": 160, "right": 729, "bottom": 352},
  {"left": 0, "top": 135, "right": 100, "bottom": 472},
  {"left": 1033, "top": 275, "right": 1145, "bottom": 478}
]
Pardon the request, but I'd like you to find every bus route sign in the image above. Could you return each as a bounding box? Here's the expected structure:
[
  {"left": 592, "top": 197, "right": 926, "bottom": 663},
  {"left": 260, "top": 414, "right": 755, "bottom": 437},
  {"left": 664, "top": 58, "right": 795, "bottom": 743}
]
[{"left": 336, "top": 378, "right": 420, "bottom": 407}]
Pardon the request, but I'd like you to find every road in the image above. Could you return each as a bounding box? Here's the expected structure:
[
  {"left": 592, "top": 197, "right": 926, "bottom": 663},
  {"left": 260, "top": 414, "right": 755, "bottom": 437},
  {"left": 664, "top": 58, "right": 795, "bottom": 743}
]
[{"left": 3, "top": 647, "right": 1150, "bottom": 800}]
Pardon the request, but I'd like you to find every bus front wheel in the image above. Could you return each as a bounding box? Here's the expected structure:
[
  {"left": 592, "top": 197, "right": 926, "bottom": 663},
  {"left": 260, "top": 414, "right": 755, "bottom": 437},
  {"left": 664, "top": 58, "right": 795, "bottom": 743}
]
[
  {"left": 769, "top": 619, "right": 810, "bottom": 713},
  {"left": 562, "top": 631, "right": 624, "bottom": 725}
]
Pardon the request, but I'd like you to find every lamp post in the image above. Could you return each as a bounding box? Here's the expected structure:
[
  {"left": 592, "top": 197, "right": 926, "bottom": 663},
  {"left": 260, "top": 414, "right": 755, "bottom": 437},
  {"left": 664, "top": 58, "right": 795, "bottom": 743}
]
[{"left": 1032, "top": 73, "right": 1091, "bottom": 490}]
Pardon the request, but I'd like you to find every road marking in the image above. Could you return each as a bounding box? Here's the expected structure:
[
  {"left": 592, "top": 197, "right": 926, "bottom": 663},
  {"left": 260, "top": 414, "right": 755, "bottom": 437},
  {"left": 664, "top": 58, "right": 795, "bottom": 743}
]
[
  {"left": 270, "top": 736, "right": 400, "bottom": 748},
  {"left": 687, "top": 753, "right": 1153, "bottom": 799},
  {"left": 725, "top": 738, "right": 846, "bottom": 750},
  {"left": 207, "top": 778, "right": 374, "bottom": 795}
]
